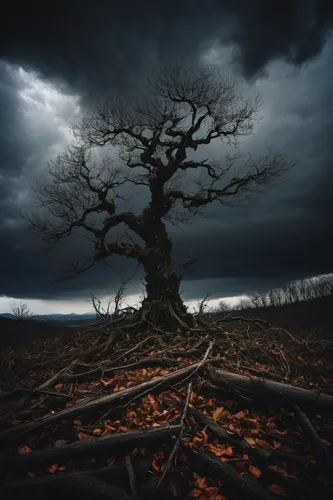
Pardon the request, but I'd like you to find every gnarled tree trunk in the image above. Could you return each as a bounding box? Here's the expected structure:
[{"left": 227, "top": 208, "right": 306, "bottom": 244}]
[{"left": 140, "top": 218, "right": 192, "bottom": 328}]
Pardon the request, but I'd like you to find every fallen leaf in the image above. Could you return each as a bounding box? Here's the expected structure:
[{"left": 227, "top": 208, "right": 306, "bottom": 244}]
[
  {"left": 152, "top": 459, "right": 160, "bottom": 472},
  {"left": 249, "top": 465, "right": 262, "bottom": 478},
  {"left": 48, "top": 464, "right": 59, "bottom": 474},
  {"left": 93, "top": 428, "right": 103, "bottom": 435},
  {"left": 103, "top": 423, "right": 117, "bottom": 433},
  {"left": 268, "top": 484, "right": 288, "bottom": 497},
  {"left": 255, "top": 439, "right": 272, "bottom": 450},
  {"left": 18, "top": 445, "right": 32, "bottom": 454},
  {"left": 243, "top": 418, "right": 260, "bottom": 430},
  {"left": 222, "top": 446, "right": 234, "bottom": 456},
  {"left": 244, "top": 436, "right": 256, "bottom": 446},
  {"left": 58, "top": 466, "right": 66, "bottom": 471},
  {"left": 27, "top": 472, "right": 36, "bottom": 478},
  {"left": 233, "top": 410, "right": 247, "bottom": 420},
  {"left": 189, "top": 489, "right": 202, "bottom": 498},
  {"left": 212, "top": 407, "right": 224, "bottom": 421},
  {"left": 73, "top": 420, "right": 82, "bottom": 426},
  {"left": 54, "top": 383, "right": 63, "bottom": 391},
  {"left": 205, "top": 486, "right": 219, "bottom": 497},
  {"left": 77, "top": 432, "right": 92, "bottom": 440},
  {"left": 194, "top": 475, "right": 209, "bottom": 489},
  {"left": 107, "top": 458, "right": 115, "bottom": 466}
]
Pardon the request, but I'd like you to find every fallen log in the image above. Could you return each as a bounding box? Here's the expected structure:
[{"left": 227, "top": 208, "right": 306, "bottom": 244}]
[
  {"left": 0, "top": 424, "right": 181, "bottom": 472},
  {"left": 293, "top": 405, "right": 333, "bottom": 476},
  {"left": 0, "top": 362, "right": 201, "bottom": 443},
  {"left": 184, "top": 446, "right": 275, "bottom": 500},
  {"left": 53, "top": 474, "right": 135, "bottom": 500},
  {"left": 189, "top": 407, "right": 307, "bottom": 494},
  {"left": 1, "top": 464, "right": 126, "bottom": 496},
  {"left": 190, "top": 407, "right": 271, "bottom": 462},
  {"left": 208, "top": 367, "right": 333, "bottom": 410},
  {"left": 2, "top": 471, "right": 135, "bottom": 500}
]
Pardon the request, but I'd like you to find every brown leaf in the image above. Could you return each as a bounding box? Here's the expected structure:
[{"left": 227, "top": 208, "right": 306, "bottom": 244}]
[
  {"left": 152, "top": 459, "right": 160, "bottom": 472},
  {"left": 48, "top": 464, "right": 59, "bottom": 474},
  {"left": 77, "top": 432, "right": 92, "bottom": 440},
  {"left": 233, "top": 410, "right": 247, "bottom": 420},
  {"left": 93, "top": 428, "right": 103, "bottom": 435},
  {"left": 194, "top": 475, "right": 209, "bottom": 489},
  {"left": 27, "top": 472, "right": 36, "bottom": 478},
  {"left": 222, "top": 446, "right": 234, "bottom": 456},
  {"left": 255, "top": 439, "right": 272, "bottom": 450},
  {"left": 58, "top": 466, "right": 66, "bottom": 471},
  {"left": 243, "top": 418, "right": 260, "bottom": 430},
  {"left": 189, "top": 489, "right": 202, "bottom": 498},
  {"left": 212, "top": 407, "right": 224, "bottom": 421},
  {"left": 205, "top": 486, "right": 219, "bottom": 497},
  {"left": 73, "top": 420, "right": 82, "bottom": 426},
  {"left": 268, "top": 484, "right": 288, "bottom": 497},
  {"left": 244, "top": 436, "right": 256, "bottom": 446},
  {"left": 107, "top": 458, "right": 115, "bottom": 466},
  {"left": 18, "top": 445, "right": 32, "bottom": 454},
  {"left": 249, "top": 465, "right": 262, "bottom": 478}
]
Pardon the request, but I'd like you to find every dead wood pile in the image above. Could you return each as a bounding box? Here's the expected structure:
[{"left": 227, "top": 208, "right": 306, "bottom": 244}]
[{"left": 0, "top": 317, "right": 332, "bottom": 499}]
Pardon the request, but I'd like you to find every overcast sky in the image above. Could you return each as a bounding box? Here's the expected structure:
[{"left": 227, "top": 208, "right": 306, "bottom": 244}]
[{"left": 0, "top": 1, "right": 332, "bottom": 314}]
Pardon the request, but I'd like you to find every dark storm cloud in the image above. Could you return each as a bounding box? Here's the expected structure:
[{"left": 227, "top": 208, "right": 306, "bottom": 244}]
[
  {"left": 1, "top": 1, "right": 333, "bottom": 90},
  {"left": 0, "top": 0, "right": 333, "bottom": 301}
]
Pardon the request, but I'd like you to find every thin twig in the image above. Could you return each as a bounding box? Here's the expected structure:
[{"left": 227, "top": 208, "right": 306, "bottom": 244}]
[
  {"left": 157, "top": 381, "right": 193, "bottom": 488},
  {"left": 176, "top": 341, "right": 214, "bottom": 386}
]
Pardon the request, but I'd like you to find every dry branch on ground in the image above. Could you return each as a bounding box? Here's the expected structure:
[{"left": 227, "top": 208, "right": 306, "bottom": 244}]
[{"left": 0, "top": 319, "right": 333, "bottom": 500}]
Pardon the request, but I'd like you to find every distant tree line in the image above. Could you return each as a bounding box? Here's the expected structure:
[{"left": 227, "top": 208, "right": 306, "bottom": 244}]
[{"left": 218, "top": 275, "right": 333, "bottom": 312}]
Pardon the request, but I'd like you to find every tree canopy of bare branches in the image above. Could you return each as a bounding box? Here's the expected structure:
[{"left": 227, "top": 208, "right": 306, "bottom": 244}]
[
  {"left": 27, "top": 65, "right": 291, "bottom": 328},
  {"left": 11, "top": 301, "right": 33, "bottom": 320}
]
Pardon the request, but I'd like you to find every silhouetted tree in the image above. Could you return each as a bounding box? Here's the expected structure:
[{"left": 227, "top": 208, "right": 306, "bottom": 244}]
[
  {"left": 11, "top": 301, "right": 33, "bottom": 320},
  {"left": 28, "top": 65, "right": 289, "bottom": 328}
]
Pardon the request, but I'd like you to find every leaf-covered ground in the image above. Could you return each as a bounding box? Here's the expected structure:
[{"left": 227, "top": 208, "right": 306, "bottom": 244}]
[{"left": 0, "top": 320, "right": 332, "bottom": 499}]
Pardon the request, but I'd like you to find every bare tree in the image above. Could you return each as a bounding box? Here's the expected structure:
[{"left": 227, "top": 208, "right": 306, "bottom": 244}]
[
  {"left": 11, "top": 301, "right": 33, "bottom": 320},
  {"left": 27, "top": 65, "right": 290, "bottom": 328},
  {"left": 217, "top": 300, "right": 232, "bottom": 313},
  {"left": 235, "top": 298, "right": 252, "bottom": 311}
]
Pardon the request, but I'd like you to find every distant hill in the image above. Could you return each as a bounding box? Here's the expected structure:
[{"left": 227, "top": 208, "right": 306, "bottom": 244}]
[{"left": 0, "top": 312, "right": 96, "bottom": 326}]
